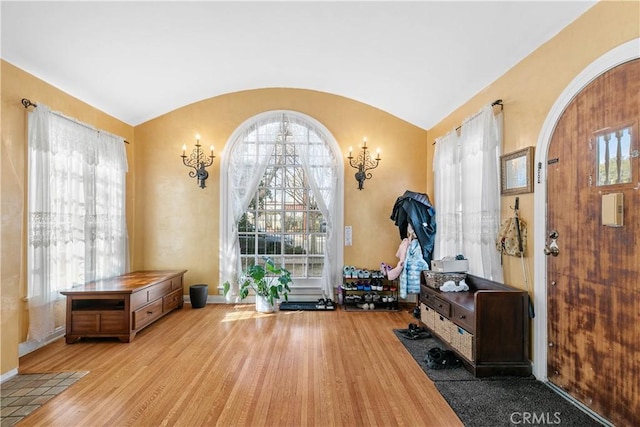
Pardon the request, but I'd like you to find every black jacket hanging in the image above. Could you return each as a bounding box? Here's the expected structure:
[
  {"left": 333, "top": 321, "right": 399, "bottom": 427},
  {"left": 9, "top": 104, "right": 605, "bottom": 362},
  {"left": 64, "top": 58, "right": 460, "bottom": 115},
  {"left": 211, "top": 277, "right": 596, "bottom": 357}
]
[{"left": 390, "top": 190, "right": 437, "bottom": 266}]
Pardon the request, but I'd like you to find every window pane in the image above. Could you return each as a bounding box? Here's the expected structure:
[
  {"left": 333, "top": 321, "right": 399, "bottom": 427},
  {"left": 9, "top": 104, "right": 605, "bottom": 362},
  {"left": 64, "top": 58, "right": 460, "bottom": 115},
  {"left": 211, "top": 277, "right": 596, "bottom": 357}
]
[{"left": 596, "top": 126, "right": 633, "bottom": 186}]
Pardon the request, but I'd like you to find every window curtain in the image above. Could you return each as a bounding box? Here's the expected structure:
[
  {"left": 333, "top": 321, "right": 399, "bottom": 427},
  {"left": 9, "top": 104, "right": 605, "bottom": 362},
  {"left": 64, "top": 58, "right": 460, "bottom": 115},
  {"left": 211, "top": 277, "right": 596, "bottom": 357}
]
[
  {"left": 294, "top": 117, "right": 339, "bottom": 298},
  {"left": 222, "top": 117, "right": 277, "bottom": 301},
  {"left": 433, "top": 129, "right": 461, "bottom": 260},
  {"left": 222, "top": 112, "right": 339, "bottom": 300},
  {"left": 433, "top": 105, "right": 503, "bottom": 281},
  {"left": 27, "top": 105, "right": 128, "bottom": 342}
]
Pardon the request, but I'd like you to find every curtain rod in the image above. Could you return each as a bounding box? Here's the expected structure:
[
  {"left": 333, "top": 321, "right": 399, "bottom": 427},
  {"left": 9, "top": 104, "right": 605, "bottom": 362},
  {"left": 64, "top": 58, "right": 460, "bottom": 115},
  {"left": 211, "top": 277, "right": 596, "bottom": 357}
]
[
  {"left": 432, "top": 99, "right": 503, "bottom": 145},
  {"left": 21, "top": 98, "right": 130, "bottom": 144}
]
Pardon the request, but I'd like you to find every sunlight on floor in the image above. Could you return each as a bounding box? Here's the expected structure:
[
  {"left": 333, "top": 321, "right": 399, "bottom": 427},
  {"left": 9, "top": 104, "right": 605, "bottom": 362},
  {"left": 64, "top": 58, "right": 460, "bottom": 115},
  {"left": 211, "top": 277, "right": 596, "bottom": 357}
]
[{"left": 220, "top": 305, "right": 277, "bottom": 322}]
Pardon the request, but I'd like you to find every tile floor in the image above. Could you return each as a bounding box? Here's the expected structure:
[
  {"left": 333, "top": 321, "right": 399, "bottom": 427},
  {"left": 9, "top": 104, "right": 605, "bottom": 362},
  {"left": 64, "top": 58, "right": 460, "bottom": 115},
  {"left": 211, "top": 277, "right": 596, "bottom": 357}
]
[{"left": 0, "top": 371, "right": 88, "bottom": 427}]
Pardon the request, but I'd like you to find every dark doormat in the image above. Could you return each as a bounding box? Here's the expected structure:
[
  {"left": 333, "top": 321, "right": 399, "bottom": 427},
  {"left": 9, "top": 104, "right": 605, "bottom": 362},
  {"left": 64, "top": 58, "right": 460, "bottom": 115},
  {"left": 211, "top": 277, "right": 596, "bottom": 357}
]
[
  {"left": 279, "top": 301, "right": 335, "bottom": 311},
  {"left": 393, "top": 330, "right": 605, "bottom": 427}
]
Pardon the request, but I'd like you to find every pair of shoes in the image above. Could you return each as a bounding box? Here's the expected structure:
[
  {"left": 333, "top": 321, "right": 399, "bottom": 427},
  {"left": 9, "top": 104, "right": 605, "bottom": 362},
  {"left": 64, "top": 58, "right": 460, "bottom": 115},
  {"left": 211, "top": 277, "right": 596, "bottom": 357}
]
[
  {"left": 343, "top": 266, "right": 357, "bottom": 278},
  {"left": 400, "top": 324, "right": 432, "bottom": 340},
  {"left": 357, "top": 303, "right": 376, "bottom": 310},
  {"left": 424, "top": 347, "right": 461, "bottom": 369},
  {"left": 413, "top": 306, "right": 421, "bottom": 319},
  {"left": 315, "top": 298, "right": 335, "bottom": 310}
]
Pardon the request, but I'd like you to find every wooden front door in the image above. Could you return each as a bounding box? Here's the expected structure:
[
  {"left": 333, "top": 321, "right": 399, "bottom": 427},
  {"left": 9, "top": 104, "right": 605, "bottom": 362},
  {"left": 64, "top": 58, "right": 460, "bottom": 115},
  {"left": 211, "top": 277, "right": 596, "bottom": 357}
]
[{"left": 546, "top": 59, "right": 639, "bottom": 426}]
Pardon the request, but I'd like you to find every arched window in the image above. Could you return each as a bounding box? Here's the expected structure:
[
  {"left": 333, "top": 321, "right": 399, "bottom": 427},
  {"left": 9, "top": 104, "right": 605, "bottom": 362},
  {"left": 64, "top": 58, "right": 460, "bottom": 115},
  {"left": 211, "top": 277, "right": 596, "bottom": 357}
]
[{"left": 220, "top": 111, "right": 343, "bottom": 299}]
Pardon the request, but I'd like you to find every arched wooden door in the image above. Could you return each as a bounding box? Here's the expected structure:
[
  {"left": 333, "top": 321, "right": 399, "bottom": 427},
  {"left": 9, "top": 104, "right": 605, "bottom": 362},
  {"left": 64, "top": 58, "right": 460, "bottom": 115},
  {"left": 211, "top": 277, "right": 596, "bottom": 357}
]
[{"left": 546, "top": 59, "right": 639, "bottom": 426}]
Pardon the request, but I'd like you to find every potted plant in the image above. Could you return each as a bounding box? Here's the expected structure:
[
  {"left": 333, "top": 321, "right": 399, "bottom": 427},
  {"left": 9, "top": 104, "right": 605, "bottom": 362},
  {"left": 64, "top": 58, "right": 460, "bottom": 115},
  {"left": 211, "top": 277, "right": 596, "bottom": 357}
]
[{"left": 223, "top": 257, "right": 292, "bottom": 313}]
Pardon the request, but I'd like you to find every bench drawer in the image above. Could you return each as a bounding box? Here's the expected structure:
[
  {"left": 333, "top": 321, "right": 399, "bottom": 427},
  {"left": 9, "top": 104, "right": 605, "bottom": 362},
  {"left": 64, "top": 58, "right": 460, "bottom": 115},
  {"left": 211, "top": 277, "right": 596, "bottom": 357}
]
[
  {"left": 451, "top": 304, "right": 475, "bottom": 333},
  {"left": 163, "top": 288, "right": 183, "bottom": 312},
  {"left": 432, "top": 296, "right": 451, "bottom": 317},
  {"left": 132, "top": 299, "right": 163, "bottom": 330}
]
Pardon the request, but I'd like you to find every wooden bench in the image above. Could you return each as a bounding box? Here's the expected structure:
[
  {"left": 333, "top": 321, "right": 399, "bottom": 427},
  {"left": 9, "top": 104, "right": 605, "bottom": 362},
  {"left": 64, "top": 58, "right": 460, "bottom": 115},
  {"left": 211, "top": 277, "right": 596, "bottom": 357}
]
[{"left": 420, "top": 272, "right": 531, "bottom": 377}]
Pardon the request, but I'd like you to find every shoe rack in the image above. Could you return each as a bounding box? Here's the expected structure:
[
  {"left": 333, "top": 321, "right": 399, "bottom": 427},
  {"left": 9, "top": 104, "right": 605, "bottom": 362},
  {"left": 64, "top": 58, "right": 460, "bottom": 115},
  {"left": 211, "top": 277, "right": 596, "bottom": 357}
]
[{"left": 339, "top": 267, "right": 399, "bottom": 311}]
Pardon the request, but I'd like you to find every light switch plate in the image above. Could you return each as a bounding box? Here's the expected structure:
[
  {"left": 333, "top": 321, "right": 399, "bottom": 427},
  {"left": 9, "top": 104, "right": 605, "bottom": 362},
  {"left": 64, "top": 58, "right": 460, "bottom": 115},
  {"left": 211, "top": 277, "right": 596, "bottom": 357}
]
[{"left": 345, "top": 226, "right": 352, "bottom": 246}]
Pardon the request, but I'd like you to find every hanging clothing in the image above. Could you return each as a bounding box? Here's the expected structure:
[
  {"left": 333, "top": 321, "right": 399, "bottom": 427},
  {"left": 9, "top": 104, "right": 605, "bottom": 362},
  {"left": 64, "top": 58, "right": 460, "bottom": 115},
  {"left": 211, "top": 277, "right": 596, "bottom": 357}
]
[
  {"left": 399, "top": 238, "right": 429, "bottom": 298},
  {"left": 390, "top": 190, "right": 437, "bottom": 266}
]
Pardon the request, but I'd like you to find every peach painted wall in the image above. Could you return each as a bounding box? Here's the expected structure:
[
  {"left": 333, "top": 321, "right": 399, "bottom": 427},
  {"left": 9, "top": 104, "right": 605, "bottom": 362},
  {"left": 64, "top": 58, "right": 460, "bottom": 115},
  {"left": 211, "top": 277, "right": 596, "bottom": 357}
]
[
  {"left": 427, "top": 0, "right": 639, "bottom": 294},
  {"left": 1, "top": 60, "right": 135, "bottom": 375},
  {"left": 133, "top": 89, "right": 428, "bottom": 292}
]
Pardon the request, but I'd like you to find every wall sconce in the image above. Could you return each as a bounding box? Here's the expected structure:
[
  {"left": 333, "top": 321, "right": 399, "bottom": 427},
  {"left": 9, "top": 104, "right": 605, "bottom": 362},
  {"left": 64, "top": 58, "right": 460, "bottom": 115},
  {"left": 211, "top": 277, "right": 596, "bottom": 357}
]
[
  {"left": 347, "top": 137, "right": 381, "bottom": 190},
  {"left": 181, "top": 134, "right": 215, "bottom": 189}
]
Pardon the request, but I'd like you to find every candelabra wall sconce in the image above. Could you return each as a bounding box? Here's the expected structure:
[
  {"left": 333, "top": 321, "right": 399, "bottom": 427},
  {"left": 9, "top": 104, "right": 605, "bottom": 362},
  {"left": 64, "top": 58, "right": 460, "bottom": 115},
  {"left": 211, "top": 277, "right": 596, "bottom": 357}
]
[
  {"left": 181, "top": 135, "right": 215, "bottom": 188},
  {"left": 347, "top": 137, "right": 381, "bottom": 190}
]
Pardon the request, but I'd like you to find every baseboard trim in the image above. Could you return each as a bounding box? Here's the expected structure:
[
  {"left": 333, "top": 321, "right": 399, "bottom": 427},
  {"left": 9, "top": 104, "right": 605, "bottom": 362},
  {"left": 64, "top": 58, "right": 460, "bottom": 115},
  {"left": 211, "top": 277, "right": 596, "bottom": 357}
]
[
  {"left": 18, "top": 328, "right": 66, "bottom": 357},
  {"left": 1, "top": 368, "right": 18, "bottom": 384}
]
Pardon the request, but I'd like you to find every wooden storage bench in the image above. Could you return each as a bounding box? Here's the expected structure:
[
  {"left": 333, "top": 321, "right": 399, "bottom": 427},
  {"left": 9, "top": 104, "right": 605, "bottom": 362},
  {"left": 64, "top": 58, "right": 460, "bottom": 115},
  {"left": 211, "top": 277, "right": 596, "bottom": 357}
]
[
  {"left": 420, "top": 272, "right": 531, "bottom": 377},
  {"left": 61, "top": 270, "right": 186, "bottom": 343}
]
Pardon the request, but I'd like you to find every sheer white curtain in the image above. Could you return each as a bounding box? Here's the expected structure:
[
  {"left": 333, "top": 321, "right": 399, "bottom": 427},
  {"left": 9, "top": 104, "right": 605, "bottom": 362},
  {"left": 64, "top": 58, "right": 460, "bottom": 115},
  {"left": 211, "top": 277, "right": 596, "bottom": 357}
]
[
  {"left": 294, "top": 117, "right": 339, "bottom": 298},
  {"left": 433, "top": 105, "right": 503, "bottom": 281},
  {"left": 433, "top": 129, "right": 461, "bottom": 260},
  {"left": 222, "top": 116, "right": 277, "bottom": 300},
  {"left": 27, "top": 105, "right": 128, "bottom": 342}
]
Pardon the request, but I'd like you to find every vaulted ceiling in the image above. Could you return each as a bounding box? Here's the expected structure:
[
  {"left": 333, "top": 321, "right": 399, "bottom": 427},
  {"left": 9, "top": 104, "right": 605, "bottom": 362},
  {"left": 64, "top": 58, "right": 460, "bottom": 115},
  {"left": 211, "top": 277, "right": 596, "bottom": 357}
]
[{"left": 1, "top": 1, "right": 596, "bottom": 130}]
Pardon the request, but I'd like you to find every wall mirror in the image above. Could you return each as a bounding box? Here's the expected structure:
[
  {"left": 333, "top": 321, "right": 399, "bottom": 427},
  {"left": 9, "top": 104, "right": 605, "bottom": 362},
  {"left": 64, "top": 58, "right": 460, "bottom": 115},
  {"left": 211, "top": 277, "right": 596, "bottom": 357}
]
[{"left": 500, "top": 146, "right": 535, "bottom": 195}]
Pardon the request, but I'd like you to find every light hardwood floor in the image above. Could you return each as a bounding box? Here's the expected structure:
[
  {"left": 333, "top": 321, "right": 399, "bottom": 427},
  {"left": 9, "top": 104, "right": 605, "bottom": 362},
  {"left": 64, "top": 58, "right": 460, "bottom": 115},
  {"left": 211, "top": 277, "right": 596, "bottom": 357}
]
[{"left": 16, "top": 304, "right": 462, "bottom": 426}]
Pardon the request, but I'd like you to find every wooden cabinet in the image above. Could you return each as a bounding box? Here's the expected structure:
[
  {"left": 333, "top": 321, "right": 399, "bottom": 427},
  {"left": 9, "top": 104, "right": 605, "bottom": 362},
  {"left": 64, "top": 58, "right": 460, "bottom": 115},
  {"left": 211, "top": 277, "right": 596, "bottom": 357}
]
[
  {"left": 420, "top": 273, "right": 531, "bottom": 377},
  {"left": 61, "top": 270, "right": 186, "bottom": 343}
]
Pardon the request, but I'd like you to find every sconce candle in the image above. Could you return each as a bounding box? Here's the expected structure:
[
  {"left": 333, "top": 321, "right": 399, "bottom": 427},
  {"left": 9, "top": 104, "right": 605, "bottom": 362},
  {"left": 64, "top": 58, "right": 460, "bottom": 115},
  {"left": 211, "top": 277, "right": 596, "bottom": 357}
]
[
  {"left": 181, "top": 135, "right": 216, "bottom": 189},
  {"left": 347, "top": 136, "right": 381, "bottom": 190}
]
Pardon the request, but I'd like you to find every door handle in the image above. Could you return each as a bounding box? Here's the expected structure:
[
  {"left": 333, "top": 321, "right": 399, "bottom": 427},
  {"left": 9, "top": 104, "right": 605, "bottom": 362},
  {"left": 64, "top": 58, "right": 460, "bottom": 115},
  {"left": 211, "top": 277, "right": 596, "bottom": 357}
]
[{"left": 544, "top": 230, "right": 560, "bottom": 256}]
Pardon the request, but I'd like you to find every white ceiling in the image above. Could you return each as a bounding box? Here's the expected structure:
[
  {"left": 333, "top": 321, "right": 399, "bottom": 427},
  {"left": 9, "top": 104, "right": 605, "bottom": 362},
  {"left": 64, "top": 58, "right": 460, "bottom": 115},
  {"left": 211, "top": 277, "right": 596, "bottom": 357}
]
[{"left": 1, "top": 1, "right": 596, "bottom": 130}]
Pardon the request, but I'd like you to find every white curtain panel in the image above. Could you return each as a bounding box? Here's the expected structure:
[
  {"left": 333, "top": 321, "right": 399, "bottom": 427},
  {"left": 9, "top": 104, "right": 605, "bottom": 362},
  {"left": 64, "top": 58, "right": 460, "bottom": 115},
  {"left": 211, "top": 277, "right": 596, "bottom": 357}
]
[
  {"left": 433, "top": 105, "right": 503, "bottom": 281},
  {"left": 459, "top": 106, "right": 503, "bottom": 281},
  {"left": 223, "top": 117, "right": 276, "bottom": 300},
  {"left": 433, "top": 129, "right": 461, "bottom": 260},
  {"left": 294, "top": 116, "right": 339, "bottom": 298},
  {"left": 27, "top": 105, "right": 128, "bottom": 342}
]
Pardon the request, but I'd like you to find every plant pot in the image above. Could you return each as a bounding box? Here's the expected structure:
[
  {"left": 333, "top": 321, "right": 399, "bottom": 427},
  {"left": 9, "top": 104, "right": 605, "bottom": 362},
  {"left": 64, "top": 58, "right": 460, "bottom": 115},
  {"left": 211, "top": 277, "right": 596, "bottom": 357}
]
[
  {"left": 255, "top": 295, "right": 275, "bottom": 313},
  {"left": 189, "top": 284, "right": 208, "bottom": 309}
]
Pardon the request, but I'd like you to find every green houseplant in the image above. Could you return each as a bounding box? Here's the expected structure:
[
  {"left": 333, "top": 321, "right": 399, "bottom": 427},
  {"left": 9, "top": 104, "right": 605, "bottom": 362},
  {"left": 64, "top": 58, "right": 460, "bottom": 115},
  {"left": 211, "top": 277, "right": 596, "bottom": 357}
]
[{"left": 223, "top": 257, "right": 292, "bottom": 312}]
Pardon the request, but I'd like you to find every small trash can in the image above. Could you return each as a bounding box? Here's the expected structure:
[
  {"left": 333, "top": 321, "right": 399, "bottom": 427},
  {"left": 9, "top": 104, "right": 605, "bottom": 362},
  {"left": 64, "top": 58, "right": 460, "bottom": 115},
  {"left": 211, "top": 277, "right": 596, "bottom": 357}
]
[{"left": 189, "top": 284, "right": 208, "bottom": 309}]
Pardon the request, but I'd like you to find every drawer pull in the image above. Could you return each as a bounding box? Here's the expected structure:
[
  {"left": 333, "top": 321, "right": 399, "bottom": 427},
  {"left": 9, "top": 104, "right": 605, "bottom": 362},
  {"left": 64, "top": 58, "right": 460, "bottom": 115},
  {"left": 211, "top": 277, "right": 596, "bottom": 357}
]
[
  {"left": 459, "top": 315, "right": 466, "bottom": 319},
  {"left": 147, "top": 311, "right": 153, "bottom": 315},
  {"left": 438, "top": 303, "right": 443, "bottom": 308}
]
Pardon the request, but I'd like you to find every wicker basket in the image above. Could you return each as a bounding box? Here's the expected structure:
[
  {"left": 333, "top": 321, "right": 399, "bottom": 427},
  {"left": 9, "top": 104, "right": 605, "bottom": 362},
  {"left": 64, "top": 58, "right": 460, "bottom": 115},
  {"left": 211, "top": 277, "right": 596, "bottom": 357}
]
[
  {"left": 449, "top": 324, "right": 474, "bottom": 361},
  {"left": 423, "top": 271, "right": 466, "bottom": 289}
]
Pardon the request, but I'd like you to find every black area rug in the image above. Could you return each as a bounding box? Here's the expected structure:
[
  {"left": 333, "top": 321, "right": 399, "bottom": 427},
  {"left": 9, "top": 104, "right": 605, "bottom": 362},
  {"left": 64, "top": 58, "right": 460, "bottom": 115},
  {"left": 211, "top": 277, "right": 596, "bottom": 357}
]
[
  {"left": 393, "top": 330, "right": 604, "bottom": 427},
  {"left": 279, "top": 301, "right": 335, "bottom": 311}
]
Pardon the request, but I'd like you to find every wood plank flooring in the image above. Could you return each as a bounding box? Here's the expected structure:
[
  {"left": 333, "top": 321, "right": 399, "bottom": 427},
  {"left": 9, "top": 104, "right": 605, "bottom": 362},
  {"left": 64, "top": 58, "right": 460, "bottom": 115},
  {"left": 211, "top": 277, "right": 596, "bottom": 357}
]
[{"left": 16, "top": 304, "right": 462, "bottom": 426}]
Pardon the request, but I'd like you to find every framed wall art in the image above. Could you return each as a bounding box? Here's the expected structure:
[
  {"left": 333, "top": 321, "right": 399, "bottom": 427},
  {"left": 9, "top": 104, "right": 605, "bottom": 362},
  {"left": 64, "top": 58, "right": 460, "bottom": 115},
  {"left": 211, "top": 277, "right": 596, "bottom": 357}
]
[{"left": 500, "top": 146, "right": 535, "bottom": 195}]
